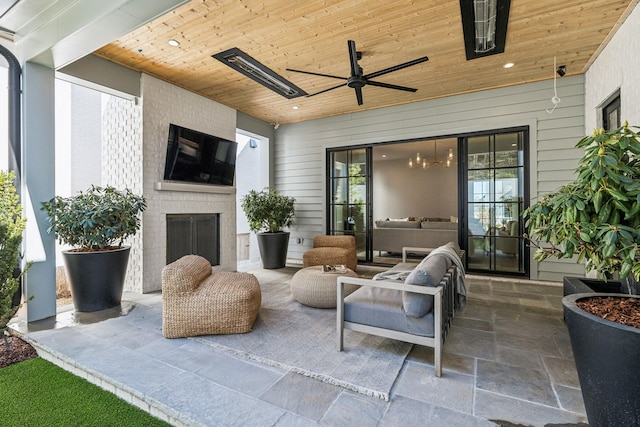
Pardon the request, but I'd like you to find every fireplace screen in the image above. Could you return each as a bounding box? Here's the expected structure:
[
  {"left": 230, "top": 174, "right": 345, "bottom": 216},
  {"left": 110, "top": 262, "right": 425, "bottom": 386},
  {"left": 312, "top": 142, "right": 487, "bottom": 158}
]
[{"left": 166, "top": 214, "right": 220, "bottom": 265}]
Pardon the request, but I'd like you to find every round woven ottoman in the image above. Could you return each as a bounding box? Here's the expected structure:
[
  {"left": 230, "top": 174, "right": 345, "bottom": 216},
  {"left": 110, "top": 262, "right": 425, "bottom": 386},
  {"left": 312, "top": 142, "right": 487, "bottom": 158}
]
[{"left": 290, "top": 265, "right": 359, "bottom": 308}]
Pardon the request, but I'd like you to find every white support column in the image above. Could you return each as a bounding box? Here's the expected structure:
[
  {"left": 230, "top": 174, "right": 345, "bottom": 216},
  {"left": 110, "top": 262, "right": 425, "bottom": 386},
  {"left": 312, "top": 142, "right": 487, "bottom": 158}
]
[{"left": 22, "top": 61, "right": 56, "bottom": 322}]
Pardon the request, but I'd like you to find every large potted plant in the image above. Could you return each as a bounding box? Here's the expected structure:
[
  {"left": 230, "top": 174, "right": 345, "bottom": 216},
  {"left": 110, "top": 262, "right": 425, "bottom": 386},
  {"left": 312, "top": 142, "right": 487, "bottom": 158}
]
[
  {"left": 42, "top": 185, "right": 146, "bottom": 312},
  {"left": 524, "top": 122, "right": 640, "bottom": 426},
  {"left": 240, "top": 188, "right": 295, "bottom": 269}
]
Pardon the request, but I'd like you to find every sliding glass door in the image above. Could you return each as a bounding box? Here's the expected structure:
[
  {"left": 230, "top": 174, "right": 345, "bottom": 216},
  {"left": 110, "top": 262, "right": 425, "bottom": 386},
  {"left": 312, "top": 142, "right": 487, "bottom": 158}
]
[
  {"left": 463, "top": 129, "right": 528, "bottom": 275},
  {"left": 327, "top": 148, "right": 371, "bottom": 263},
  {"left": 324, "top": 129, "right": 529, "bottom": 277}
]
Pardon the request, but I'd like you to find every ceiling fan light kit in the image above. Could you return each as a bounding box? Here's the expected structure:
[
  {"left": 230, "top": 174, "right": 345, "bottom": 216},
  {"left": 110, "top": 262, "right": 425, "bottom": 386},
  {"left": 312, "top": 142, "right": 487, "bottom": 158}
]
[{"left": 287, "top": 40, "right": 429, "bottom": 106}]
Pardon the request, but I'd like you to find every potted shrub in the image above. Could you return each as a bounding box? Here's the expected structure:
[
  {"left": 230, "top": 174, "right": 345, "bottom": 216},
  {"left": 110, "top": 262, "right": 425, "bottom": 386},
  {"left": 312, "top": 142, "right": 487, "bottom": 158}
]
[
  {"left": 240, "top": 188, "right": 295, "bottom": 269},
  {"left": 0, "top": 171, "right": 29, "bottom": 350},
  {"left": 41, "top": 185, "right": 146, "bottom": 312},
  {"left": 524, "top": 122, "right": 640, "bottom": 426}
]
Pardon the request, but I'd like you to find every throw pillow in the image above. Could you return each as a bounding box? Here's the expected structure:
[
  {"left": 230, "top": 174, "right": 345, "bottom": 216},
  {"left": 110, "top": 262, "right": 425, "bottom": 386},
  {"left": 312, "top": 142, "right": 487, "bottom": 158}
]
[
  {"left": 403, "top": 268, "right": 434, "bottom": 317},
  {"left": 405, "top": 268, "right": 430, "bottom": 285},
  {"left": 402, "top": 291, "right": 434, "bottom": 318},
  {"left": 414, "top": 254, "right": 450, "bottom": 283},
  {"left": 403, "top": 254, "right": 450, "bottom": 318}
]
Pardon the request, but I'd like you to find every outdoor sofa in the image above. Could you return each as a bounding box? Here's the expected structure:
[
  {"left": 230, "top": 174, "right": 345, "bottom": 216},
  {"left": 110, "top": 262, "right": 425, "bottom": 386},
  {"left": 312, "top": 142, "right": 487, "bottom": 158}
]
[
  {"left": 336, "top": 242, "right": 465, "bottom": 377},
  {"left": 373, "top": 218, "right": 458, "bottom": 254}
]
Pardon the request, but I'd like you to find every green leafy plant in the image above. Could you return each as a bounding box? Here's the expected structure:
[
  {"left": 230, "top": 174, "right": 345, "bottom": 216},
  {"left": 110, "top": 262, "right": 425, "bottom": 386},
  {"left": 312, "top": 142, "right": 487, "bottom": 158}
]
[
  {"left": 524, "top": 122, "right": 640, "bottom": 281},
  {"left": 0, "top": 171, "right": 29, "bottom": 348},
  {"left": 241, "top": 188, "right": 295, "bottom": 233},
  {"left": 41, "top": 185, "right": 147, "bottom": 251}
]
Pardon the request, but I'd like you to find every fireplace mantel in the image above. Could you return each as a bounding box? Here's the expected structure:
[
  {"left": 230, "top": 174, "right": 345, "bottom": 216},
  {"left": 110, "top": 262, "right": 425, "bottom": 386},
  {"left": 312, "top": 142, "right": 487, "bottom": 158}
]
[{"left": 154, "top": 181, "right": 236, "bottom": 194}]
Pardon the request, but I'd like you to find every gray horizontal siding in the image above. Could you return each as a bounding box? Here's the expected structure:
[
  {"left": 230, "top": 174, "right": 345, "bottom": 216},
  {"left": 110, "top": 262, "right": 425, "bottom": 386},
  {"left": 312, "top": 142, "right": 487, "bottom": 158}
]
[
  {"left": 275, "top": 76, "right": 586, "bottom": 281},
  {"left": 538, "top": 148, "right": 584, "bottom": 162},
  {"left": 537, "top": 259, "right": 586, "bottom": 283}
]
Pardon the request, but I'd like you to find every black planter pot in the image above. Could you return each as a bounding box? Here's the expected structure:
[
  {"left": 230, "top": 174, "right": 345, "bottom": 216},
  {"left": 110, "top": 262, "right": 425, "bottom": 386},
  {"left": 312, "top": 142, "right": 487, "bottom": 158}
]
[
  {"left": 563, "top": 275, "right": 623, "bottom": 296},
  {"left": 257, "top": 232, "right": 290, "bottom": 269},
  {"left": 62, "top": 246, "right": 131, "bottom": 312},
  {"left": 563, "top": 291, "right": 640, "bottom": 427}
]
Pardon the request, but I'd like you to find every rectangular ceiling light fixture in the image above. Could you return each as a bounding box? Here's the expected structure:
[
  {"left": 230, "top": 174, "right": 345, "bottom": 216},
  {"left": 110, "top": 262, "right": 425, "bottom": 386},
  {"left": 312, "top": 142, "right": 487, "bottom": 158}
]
[
  {"left": 460, "top": 0, "right": 511, "bottom": 60},
  {"left": 213, "top": 47, "right": 307, "bottom": 99}
]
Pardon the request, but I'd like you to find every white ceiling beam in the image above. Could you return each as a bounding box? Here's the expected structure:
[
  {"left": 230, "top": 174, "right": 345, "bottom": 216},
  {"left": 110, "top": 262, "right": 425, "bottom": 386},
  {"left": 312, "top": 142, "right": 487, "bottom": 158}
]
[{"left": 1, "top": 0, "right": 188, "bottom": 68}]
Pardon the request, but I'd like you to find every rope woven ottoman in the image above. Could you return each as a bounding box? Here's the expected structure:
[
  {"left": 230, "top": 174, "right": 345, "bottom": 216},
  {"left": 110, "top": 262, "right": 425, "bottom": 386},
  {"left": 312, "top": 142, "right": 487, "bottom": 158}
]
[
  {"left": 162, "top": 255, "right": 261, "bottom": 338},
  {"left": 290, "top": 265, "right": 359, "bottom": 308}
]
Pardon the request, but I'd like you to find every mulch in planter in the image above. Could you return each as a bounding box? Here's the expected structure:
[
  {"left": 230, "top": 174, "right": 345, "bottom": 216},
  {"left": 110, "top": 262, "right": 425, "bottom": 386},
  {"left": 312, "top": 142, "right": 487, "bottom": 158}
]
[
  {"left": 0, "top": 336, "right": 38, "bottom": 368},
  {"left": 577, "top": 296, "right": 640, "bottom": 329}
]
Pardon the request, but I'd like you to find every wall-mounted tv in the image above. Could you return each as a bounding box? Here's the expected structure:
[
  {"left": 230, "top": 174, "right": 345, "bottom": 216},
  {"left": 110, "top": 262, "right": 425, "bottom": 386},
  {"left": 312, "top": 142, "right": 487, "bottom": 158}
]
[{"left": 163, "top": 124, "right": 237, "bottom": 186}]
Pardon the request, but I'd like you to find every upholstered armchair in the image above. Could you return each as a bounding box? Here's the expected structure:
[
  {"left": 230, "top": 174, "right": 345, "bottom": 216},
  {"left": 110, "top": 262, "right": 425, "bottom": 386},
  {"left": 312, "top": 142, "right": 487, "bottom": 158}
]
[
  {"left": 496, "top": 220, "right": 519, "bottom": 255},
  {"left": 302, "top": 235, "right": 357, "bottom": 271}
]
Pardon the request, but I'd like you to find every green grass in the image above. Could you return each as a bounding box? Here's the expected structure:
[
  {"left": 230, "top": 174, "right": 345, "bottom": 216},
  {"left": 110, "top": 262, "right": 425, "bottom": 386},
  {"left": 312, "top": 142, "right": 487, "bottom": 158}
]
[{"left": 0, "top": 357, "right": 171, "bottom": 427}]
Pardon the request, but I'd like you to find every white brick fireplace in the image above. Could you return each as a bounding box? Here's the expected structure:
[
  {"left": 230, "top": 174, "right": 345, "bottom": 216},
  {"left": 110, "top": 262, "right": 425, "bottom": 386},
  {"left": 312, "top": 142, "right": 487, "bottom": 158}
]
[{"left": 139, "top": 75, "right": 238, "bottom": 293}]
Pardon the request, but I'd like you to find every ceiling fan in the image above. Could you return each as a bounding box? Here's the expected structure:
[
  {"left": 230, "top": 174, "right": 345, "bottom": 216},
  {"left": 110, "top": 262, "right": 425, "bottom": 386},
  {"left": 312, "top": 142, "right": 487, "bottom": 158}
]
[{"left": 286, "top": 40, "right": 429, "bottom": 105}]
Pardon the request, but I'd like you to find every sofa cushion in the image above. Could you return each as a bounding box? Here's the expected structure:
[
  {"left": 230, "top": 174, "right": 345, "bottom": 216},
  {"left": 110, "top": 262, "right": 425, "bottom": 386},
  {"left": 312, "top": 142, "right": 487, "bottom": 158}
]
[
  {"left": 403, "top": 254, "right": 450, "bottom": 317},
  {"left": 404, "top": 268, "right": 431, "bottom": 286},
  {"left": 420, "top": 221, "right": 457, "bottom": 230},
  {"left": 375, "top": 220, "right": 421, "bottom": 229},
  {"left": 344, "top": 287, "right": 435, "bottom": 337},
  {"left": 415, "top": 253, "right": 452, "bottom": 277},
  {"left": 403, "top": 273, "right": 435, "bottom": 317}
]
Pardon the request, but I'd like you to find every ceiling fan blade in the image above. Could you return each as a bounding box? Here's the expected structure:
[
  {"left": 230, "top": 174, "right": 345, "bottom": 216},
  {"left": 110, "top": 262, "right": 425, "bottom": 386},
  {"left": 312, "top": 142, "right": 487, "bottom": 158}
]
[
  {"left": 355, "top": 86, "right": 363, "bottom": 105},
  {"left": 306, "top": 83, "right": 346, "bottom": 97},
  {"left": 286, "top": 68, "right": 347, "bottom": 81},
  {"left": 367, "top": 80, "right": 418, "bottom": 92},
  {"left": 292, "top": 41, "right": 426, "bottom": 105},
  {"left": 364, "top": 56, "right": 429, "bottom": 80},
  {"left": 348, "top": 40, "right": 361, "bottom": 77}
]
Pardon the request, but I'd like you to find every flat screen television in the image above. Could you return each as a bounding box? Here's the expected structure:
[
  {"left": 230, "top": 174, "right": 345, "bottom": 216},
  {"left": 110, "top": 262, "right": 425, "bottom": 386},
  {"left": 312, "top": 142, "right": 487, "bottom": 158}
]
[{"left": 163, "top": 124, "right": 237, "bottom": 186}]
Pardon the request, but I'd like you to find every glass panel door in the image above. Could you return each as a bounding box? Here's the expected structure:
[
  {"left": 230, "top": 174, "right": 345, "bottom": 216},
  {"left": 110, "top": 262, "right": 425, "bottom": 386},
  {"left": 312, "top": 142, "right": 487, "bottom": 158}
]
[
  {"left": 327, "top": 148, "right": 371, "bottom": 263},
  {"left": 464, "top": 130, "right": 528, "bottom": 275}
]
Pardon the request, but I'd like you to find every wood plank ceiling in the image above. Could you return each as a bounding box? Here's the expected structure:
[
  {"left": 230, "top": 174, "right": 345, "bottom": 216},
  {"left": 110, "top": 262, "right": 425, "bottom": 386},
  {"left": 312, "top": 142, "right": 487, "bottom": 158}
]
[{"left": 94, "top": 0, "right": 637, "bottom": 125}]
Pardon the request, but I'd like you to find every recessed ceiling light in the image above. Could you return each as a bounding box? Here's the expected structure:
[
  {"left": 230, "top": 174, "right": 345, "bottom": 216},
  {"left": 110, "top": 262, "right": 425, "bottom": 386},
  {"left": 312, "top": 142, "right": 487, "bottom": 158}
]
[
  {"left": 503, "top": 62, "right": 515, "bottom": 69},
  {"left": 168, "top": 39, "right": 180, "bottom": 47},
  {"left": 292, "top": 106, "right": 299, "bottom": 110},
  {"left": 382, "top": 154, "right": 387, "bottom": 158}
]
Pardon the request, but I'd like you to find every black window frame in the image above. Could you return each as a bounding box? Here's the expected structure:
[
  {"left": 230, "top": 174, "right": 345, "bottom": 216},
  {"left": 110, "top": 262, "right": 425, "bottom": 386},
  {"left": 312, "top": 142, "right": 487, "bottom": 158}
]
[{"left": 602, "top": 93, "right": 621, "bottom": 131}]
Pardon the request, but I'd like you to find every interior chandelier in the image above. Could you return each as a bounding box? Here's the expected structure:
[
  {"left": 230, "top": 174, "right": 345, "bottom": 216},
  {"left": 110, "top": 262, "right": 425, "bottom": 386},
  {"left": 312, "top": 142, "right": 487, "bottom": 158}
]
[{"left": 409, "top": 141, "right": 454, "bottom": 169}]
